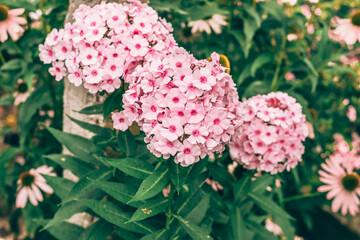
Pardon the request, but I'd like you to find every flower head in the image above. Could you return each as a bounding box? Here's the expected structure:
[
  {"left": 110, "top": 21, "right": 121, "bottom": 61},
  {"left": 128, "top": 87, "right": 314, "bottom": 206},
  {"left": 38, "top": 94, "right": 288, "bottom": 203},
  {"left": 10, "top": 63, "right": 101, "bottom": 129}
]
[
  {"left": 318, "top": 153, "right": 360, "bottom": 216},
  {"left": 39, "top": 1, "right": 177, "bottom": 93},
  {"left": 229, "top": 92, "right": 308, "bottom": 174},
  {"left": 332, "top": 10, "right": 360, "bottom": 45},
  {"left": 16, "top": 166, "right": 55, "bottom": 208},
  {"left": 0, "top": 5, "right": 27, "bottom": 42}
]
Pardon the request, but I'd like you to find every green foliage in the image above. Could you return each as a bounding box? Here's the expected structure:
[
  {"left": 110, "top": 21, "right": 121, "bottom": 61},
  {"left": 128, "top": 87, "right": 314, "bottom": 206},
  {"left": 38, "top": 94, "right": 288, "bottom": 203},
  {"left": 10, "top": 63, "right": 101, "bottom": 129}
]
[{"left": 1, "top": 0, "right": 360, "bottom": 239}]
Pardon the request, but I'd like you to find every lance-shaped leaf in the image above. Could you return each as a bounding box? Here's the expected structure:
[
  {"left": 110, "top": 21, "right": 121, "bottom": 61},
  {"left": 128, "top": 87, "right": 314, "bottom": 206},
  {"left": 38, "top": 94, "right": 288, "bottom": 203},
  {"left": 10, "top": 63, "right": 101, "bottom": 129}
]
[
  {"left": 76, "top": 104, "right": 103, "bottom": 115},
  {"left": 44, "top": 154, "right": 94, "bottom": 178},
  {"left": 103, "top": 157, "right": 154, "bottom": 180},
  {"left": 103, "top": 89, "right": 124, "bottom": 120},
  {"left": 230, "top": 206, "right": 247, "bottom": 240},
  {"left": 67, "top": 115, "right": 111, "bottom": 136},
  {"left": 128, "top": 198, "right": 169, "bottom": 223},
  {"left": 172, "top": 214, "right": 214, "bottom": 240},
  {"left": 63, "top": 169, "right": 112, "bottom": 204},
  {"left": 140, "top": 228, "right": 169, "bottom": 240},
  {"left": 129, "top": 164, "right": 170, "bottom": 203},
  {"left": 43, "top": 175, "right": 75, "bottom": 200},
  {"left": 0, "top": 147, "right": 20, "bottom": 195},
  {"left": 169, "top": 161, "right": 192, "bottom": 194},
  {"left": 79, "top": 220, "right": 114, "bottom": 240},
  {"left": 47, "top": 222, "right": 84, "bottom": 240},
  {"left": 43, "top": 201, "right": 87, "bottom": 229},
  {"left": 248, "top": 192, "right": 294, "bottom": 220},
  {"left": 92, "top": 180, "right": 144, "bottom": 208},
  {"left": 80, "top": 199, "right": 154, "bottom": 235},
  {"left": 45, "top": 126, "right": 101, "bottom": 165}
]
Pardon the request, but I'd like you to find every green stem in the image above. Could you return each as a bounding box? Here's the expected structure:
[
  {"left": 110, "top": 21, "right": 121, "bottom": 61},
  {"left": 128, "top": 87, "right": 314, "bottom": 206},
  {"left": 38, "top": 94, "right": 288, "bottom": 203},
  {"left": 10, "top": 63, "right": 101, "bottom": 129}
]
[
  {"left": 282, "top": 192, "right": 325, "bottom": 203},
  {"left": 11, "top": 39, "right": 23, "bottom": 55},
  {"left": 0, "top": 50, "right": 5, "bottom": 64},
  {"left": 165, "top": 183, "right": 175, "bottom": 232},
  {"left": 270, "top": 33, "right": 286, "bottom": 91}
]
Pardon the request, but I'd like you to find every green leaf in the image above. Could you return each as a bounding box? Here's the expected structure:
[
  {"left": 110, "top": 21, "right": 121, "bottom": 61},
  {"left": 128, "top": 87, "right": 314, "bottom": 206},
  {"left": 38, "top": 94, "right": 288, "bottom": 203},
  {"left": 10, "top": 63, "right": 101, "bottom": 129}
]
[
  {"left": 244, "top": 6, "right": 261, "bottom": 27},
  {"left": 169, "top": 161, "right": 192, "bottom": 194},
  {"left": 0, "top": 94, "right": 14, "bottom": 107},
  {"left": 237, "top": 64, "right": 251, "bottom": 85},
  {"left": 243, "top": 18, "right": 258, "bottom": 58},
  {"left": 79, "top": 220, "right": 114, "bottom": 240},
  {"left": 246, "top": 221, "right": 278, "bottom": 240},
  {"left": 247, "top": 192, "right": 293, "bottom": 220},
  {"left": 0, "top": 147, "right": 21, "bottom": 196},
  {"left": 63, "top": 169, "right": 112, "bottom": 203},
  {"left": 274, "top": 215, "right": 296, "bottom": 240},
  {"left": 172, "top": 214, "right": 214, "bottom": 240},
  {"left": 47, "top": 222, "right": 84, "bottom": 240},
  {"left": 76, "top": 104, "right": 103, "bottom": 115},
  {"left": 92, "top": 180, "right": 144, "bottom": 208},
  {"left": 186, "top": 195, "right": 210, "bottom": 225},
  {"left": 103, "top": 157, "right": 154, "bottom": 180},
  {"left": 44, "top": 154, "right": 94, "bottom": 178},
  {"left": 117, "top": 130, "right": 137, "bottom": 157},
  {"left": 187, "top": 6, "right": 228, "bottom": 21},
  {"left": 1, "top": 59, "right": 23, "bottom": 71},
  {"left": 24, "top": 68, "right": 35, "bottom": 94},
  {"left": 233, "top": 175, "right": 251, "bottom": 202},
  {"left": 140, "top": 228, "right": 169, "bottom": 240},
  {"left": 45, "top": 126, "right": 100, "bottom": 165},
  {"left": 128, "top": 198, "right": 169, "bottom": 223},
  {"left": 230, "top": 206, "right": 247, "bottom": 240},
  {"left": 103, "top": 89, "right": 124, "bottom": 120},
  {"left": 261, "top": 1, "right": 285, "bottom": 21},
  {"left": 18, "top": 85, "right": 51, "bottom": 131},
  {"left": 42, "top": 175, "right": 75, "bottom": 200},
  {"left": 250, "top": 53, "right": 273, "bottom": 77},
  {"left": 251, "top": 174, "right": 275, "bottom": 194},
  {"left": 129, "top": 164, "right": 170, "bottom": 203},
  {"left": 243, "top": 81, "right": 270, "bottom": 98},
  {"left": 67, "top": 115, "right": 111, "bottom": 136},
  {"left": 43, "top": 201, "right": 87, "bottom": 229},
  {"left": 80, "top": 199, "right": 155, "bottom": 234}
]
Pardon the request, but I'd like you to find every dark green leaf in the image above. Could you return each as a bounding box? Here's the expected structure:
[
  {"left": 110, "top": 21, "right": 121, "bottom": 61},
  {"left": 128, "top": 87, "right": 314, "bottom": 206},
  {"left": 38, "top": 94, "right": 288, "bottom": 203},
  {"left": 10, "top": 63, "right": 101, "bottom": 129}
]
[
  {"left": 172, "top": 214, "right": 214, "bottom": 240},
  {"left": 103, "top": 89, "right": 124, "bottom": 120},
  {"left": 140, "top": 228, "right": 169, "bottom": 240},
  {"left": 76, "top": 104, "right": 103, "bottom": 115},
  {"left": 0, "top": 147, "right": 20, "bottom": 195},
  {"left": 81, "top": 199, "right": 155, "bottom": 234},
  {"left": 128, "top": 198, "right": 169, "bottom": 223},
  {"left": 67, "top": 115, "right": 111, "bottom": 136},
  {"left": 250, "top": 53, "right": 273, "bottom": 77},
  {"left": 44, "top": 154, "right": 94, "bottom": 178},
  {"left": 248, "top": 192, "right": 293, "bottom": 220},
  {"left": 43, "top": 175, "right": 75, "bottom": 200},
  {"left": 169, "top": 161, "right": 192, "bottom": 194},
  {"left": 230, "top": 206, "right": 247, "bottom": 240},
  {"left": 103, "top": 157, "right": 154, "bottom": 180},
  {"left": 129, "top": 164, "right": 170, "bottom": 203},
  {"left": 63, "top": 169, "right": 112, "bottom": 203},
  {"left": 243, "top": 81, "right": 270, "bottom": 98},
  {"left": 1, "top": 59, "right": 23, "bottom": 71}
]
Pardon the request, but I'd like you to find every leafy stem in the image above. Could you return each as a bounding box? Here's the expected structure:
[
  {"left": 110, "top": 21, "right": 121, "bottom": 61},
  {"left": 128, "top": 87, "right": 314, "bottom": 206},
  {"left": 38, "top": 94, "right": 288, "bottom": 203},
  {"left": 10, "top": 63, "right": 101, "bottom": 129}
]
[
  {"left": 165, "top": 183, "right": 175, "bottom": 231},
  {"left": 270, "top": 32, "right": 286, "bottom": 91},
  {"left": 281, "top": 192, "right": 325, "bottom": 203},
  {"left": 0, "top": 50, "right": 5, "bottom": 64}
]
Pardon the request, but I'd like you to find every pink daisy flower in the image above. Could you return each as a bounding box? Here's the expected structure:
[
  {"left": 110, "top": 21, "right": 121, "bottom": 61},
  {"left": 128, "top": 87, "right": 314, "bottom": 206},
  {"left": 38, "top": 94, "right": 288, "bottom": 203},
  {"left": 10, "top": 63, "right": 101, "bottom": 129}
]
[
  {"left": 333, "top": 10, "right": 360, "bottom": 45},
  {"left": 0, "top": 5, "right": 27, "bottom": 42},
  {"left": 318, "top": 154, "right": 360, "bottom": 216},
  {"left": 16, "top": 166, "right": 55, "bottom": 208}
]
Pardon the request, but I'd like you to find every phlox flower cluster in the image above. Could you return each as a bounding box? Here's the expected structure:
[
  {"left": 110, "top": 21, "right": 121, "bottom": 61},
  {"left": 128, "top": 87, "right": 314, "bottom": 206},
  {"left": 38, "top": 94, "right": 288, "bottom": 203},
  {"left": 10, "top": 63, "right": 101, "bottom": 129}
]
[
  {"left": 229, "top": 92, "right": 308, "bottom": 174},
  {"left": 112, "top": 50, "right": 242, "bottom": 166},
  {"left": 39, "top": 0, "right": 176, "bottom": 93}
]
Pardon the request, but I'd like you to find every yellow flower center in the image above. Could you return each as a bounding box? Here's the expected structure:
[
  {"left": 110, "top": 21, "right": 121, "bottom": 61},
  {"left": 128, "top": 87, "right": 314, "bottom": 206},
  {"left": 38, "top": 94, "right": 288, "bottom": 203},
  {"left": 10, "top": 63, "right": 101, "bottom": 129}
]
[
  {"left": 19, "top": 171, "right": 35, "bottom": 187},
  {"left": 0, "top": 5, "right": 9, "bottom": 22},
  {"left": 206, "top": 54, "right": 231, "bottom": 74},
  {"left": 342, "top": 173, "right": 360, "bottom": 192},
  {"left": 351, "top": 10, "right": 360, "bottom": 27}
]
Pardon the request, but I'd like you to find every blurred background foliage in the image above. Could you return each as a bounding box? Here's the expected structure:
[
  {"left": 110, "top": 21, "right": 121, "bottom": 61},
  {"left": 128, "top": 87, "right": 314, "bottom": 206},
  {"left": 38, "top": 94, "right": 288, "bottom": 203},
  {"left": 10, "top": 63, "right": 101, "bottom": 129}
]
[{"left": 0, "top": 0, "right": 360, "bottom": 239}]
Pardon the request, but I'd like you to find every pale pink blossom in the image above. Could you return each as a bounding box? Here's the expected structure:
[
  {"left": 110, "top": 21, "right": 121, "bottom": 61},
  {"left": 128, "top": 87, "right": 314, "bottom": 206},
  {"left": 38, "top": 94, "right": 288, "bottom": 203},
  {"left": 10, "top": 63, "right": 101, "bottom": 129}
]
[
  {"left": 0, "top": 6, "right": 27, "bottom": 42},
  {"left": 318, "top": 154, "right": 360, "bottom": 216},
  {"left": 16, "top": 166, "right": 55, "bottom": 208},
  {"left": 188, "top": 14, "right": 227, "bottom": 35},
  {"left": 332, "top": 11, "right": 360, "bottom": 45},
  {"left": 347, "top": 105, "right": 357, "bottom": 122}
]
